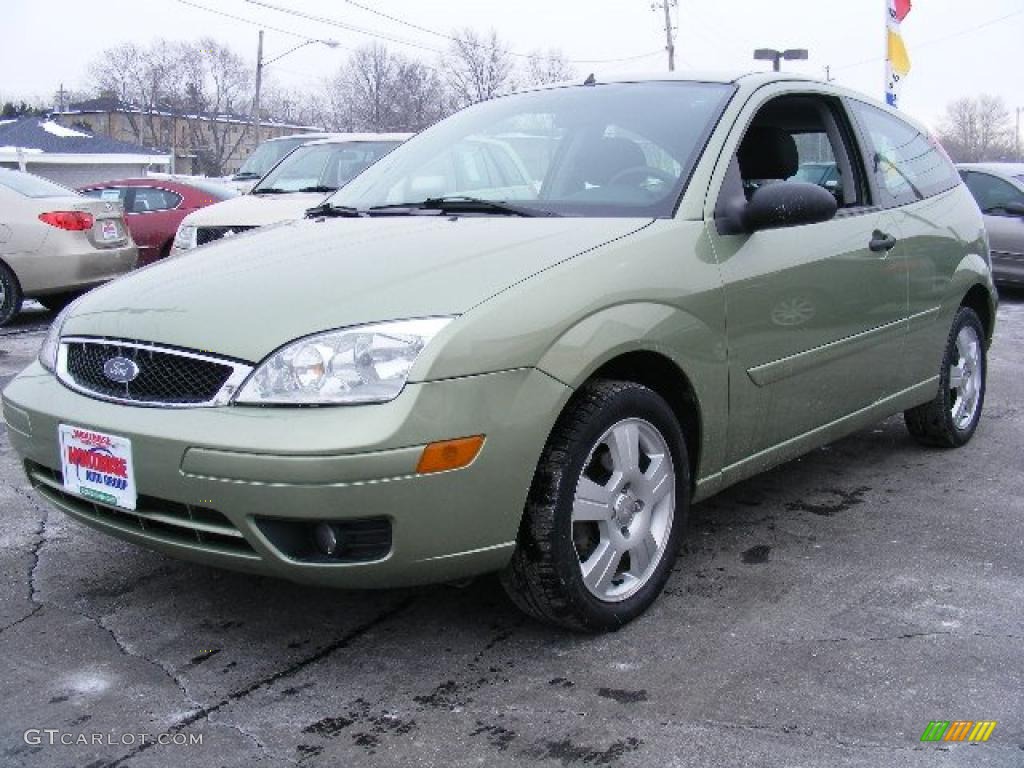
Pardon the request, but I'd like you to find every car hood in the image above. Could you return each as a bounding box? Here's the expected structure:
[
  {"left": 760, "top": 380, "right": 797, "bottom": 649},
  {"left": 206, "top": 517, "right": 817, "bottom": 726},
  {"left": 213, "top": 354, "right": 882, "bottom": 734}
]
[
  {"left": 182, "top": 192, "right": 327, "bottom": 228},
  {"left": 62, "top": 215, "right": 651, "bottom": 362}
]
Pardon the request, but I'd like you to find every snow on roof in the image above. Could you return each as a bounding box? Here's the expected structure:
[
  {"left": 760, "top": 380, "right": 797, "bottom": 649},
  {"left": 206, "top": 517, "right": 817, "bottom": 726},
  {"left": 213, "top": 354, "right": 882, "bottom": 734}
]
[
  {"left": 0, "top": 117, "right": 166, "bottom": 157},
  {"left": 39, "top": 120, "right": 91, "bottom": 138}
]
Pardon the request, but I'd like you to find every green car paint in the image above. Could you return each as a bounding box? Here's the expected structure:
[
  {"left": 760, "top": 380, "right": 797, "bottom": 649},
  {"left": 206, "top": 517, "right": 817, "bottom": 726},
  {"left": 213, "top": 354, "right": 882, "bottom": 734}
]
[{"left": 2, "top": 72, "right": 996, "bottom": 592}]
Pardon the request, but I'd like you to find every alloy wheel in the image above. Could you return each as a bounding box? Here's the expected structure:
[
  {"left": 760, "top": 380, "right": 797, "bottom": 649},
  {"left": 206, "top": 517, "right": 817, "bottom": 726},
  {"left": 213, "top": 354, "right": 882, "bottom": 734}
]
[
  {"left": 571, "top": 418, "right": 675, "bottom": 602},
  {"left": 949, "top": 324, "right": 982, "bottom": 430}
]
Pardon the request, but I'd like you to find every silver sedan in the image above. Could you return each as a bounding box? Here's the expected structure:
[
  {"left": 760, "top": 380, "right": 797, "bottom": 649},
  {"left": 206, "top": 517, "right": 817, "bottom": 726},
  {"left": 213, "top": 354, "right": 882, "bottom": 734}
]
[
  {"left": 0, "top": 168, "right": 138, "bottom": 325},
  {"left": 957, "top": 162, "right": 1024, "bottom": 285}
]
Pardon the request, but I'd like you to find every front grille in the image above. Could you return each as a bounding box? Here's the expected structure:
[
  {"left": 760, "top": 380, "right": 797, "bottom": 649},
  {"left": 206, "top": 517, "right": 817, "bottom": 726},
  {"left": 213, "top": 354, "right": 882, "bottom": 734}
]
[
  {"left": 26, "top": 461, "right": 257, "bottom": 558},
  {"left": 197, "top": 225, "right": 256, "bottom": 246},
  {"left": 62, "top": 339, "right": 245, "bottom": 406}
]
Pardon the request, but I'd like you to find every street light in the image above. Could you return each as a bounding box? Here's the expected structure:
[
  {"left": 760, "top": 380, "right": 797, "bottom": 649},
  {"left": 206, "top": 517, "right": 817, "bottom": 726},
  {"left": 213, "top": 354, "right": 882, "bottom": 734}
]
[
  {"left": 754, "top": 48, "right": 809, "bottom": 72},
  {"left": 252, "top": 32, "right": 340, "bottom": 145}
]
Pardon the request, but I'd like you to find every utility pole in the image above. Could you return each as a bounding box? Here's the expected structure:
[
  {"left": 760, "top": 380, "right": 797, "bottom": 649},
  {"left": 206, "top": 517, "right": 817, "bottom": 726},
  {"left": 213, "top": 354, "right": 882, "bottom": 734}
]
[
  {"left": 824, "top": 65, "right": 833, "bottom": 82},
  {"left": 57, "top": 83, "right": 66, "bottom": 114},
  {"left": 251, "top": 30, "right": 264, "bottom": 151},
  {"left": 1017, "top": 106, "right": 1021, "bottom": 162},
  {"left": 653, "top": 0, "right": 676, "bottom": 72}
]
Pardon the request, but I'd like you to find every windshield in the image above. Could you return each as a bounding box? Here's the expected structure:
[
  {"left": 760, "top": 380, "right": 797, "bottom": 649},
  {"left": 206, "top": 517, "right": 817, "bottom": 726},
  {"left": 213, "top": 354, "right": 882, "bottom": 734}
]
[
  {"left": 326, "top": 81, "right": 733, "bottom": 217},
  {"left": 253, "top": 141, "right": 401, "bottom": 193},
  {"left": 0, "top": 168, "right": 76, "bottom": 197},
  {"left": 235, "top": 136, "right": 312, "bottom": 179}
]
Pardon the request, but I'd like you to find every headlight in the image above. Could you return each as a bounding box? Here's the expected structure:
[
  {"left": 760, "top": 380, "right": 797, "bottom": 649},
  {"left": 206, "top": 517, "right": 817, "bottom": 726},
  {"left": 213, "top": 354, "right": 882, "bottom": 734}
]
[
  {"left": 39, "top": 301, "right": 78, "bottom": 372},
  {"left": 173, "top": 224, "right": 197, "bottom": 251},
  {"left": 234, "top": 317, "right": 453, "bottom": 405}
]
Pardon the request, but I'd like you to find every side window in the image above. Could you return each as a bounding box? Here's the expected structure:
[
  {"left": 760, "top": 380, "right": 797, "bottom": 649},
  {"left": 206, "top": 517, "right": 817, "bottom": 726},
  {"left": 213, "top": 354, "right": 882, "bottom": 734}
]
[
  {"left": 82, "top": 187, "right": 128, "bottom": 205},
  {"left": 726, "top": 94, "right": 864, "bottom": 214},
  {"left": 131, "top": 188, "right": 182, "bottom": 213},
  {"left": 848, "top": 100, "right": 959, "bottom": 206},
  {"left": 961, "top": 172, "right": 1024, "bottom": 216}
]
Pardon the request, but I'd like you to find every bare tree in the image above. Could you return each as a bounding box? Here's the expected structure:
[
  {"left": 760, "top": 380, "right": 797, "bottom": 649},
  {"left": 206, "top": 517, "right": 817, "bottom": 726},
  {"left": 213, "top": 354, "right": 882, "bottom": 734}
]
[
  {"left": 87, "top": 40, "right": 187, "bottom": 150},
  {"left": 323, "top": 44, "right": 449, "bottom": 132},
  {"left": 443, "top": 28, "right": 514, "bottom": 108},
  {"left": 938, "top": 95, "right": 1013, "bottom": 162},
  {"left": 178, "top": 39, "right": 255, "bottom": 175},
  {"left": 393, "top": 60, "right": 448, "bottom": 130},
  {"left": 523, "top": 49, "right": 575, "bottom": 87}
]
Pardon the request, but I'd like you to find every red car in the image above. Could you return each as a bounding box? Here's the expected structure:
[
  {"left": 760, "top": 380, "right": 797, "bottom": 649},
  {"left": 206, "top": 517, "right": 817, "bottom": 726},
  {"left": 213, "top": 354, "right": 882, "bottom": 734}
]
[{"left": 79, "top": 178, "right": 237, "bottom": 266}]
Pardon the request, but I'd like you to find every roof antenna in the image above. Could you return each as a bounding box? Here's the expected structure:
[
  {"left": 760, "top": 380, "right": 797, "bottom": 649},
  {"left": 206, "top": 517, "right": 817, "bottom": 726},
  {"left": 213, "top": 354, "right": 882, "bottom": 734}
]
[{"left": 583, "top": 73, "right": 596, "bottom": 86}]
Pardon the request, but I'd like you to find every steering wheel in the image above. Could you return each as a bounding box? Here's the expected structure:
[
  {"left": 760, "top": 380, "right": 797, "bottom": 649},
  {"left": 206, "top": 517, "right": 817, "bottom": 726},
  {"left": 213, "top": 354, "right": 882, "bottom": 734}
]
[{"left": 606, "top": 165, "right": 677, "bottom": 188}]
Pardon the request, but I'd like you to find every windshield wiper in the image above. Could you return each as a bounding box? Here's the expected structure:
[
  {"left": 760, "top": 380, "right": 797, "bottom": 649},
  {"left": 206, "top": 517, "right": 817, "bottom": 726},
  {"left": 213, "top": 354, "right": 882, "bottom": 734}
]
[
  {"left": 232, "top": 172, "right": 261, "bottom": 180},
  {"left": 296, "top": 185, "right": 337, "bottom": 193},
  {"left": 421, "top": 196, "right": 558, "bottom": 217},
  {"left": 251, "top": 187, "right": 289, "bottom": 195},
  {"left": 367, "top": 196, "right": 558, "bottom": 217},
  {"left": 305, "top": 201, "right": 363, "bottom": 218}
]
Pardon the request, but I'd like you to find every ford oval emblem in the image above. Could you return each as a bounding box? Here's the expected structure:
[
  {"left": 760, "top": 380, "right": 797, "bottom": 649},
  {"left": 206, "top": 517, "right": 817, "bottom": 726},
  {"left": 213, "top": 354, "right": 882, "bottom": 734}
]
[{"left": 103, "top": 357, "right": 140, "bottom": 384}]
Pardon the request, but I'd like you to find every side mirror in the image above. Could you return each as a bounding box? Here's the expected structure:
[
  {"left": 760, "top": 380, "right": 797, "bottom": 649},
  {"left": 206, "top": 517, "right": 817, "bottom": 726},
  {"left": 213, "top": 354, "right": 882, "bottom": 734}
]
[
  {"left": 743, "top": 181, "right": 838, "bottom": 232},
  {"left": 1004, "top": 201, "right": 1024, "bottom": 217}
]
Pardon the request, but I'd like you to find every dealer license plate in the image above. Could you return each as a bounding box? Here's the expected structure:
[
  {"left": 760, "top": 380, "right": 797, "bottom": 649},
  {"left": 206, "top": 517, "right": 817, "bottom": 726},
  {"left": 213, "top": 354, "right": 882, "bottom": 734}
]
[
  {"left": 58, "top": 425, "right": 137, "bottom": 510},
  {"left": 100, "top": 220, "right": 120, "bottom": 241}
]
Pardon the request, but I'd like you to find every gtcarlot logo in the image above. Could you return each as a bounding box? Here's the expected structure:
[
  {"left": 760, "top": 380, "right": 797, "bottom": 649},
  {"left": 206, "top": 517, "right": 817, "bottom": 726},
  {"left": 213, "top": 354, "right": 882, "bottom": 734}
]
[{"left": 24, "top": 729, "right": 203, "bottom": 747}]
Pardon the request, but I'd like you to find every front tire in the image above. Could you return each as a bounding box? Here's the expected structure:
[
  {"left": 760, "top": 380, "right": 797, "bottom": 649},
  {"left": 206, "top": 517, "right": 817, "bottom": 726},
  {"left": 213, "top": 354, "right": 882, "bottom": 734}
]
[
  {"left": 36, "top": 291, "right": 80, "bottom": 313},
  {"left": 904, "top": 306, "right": 986, "bottom": 448},
  {"left": 501, "top": 380, "right": 689, "bottom": 631},
  {"left": 0, "top": 262, "right": 23, "bottom": 327}
]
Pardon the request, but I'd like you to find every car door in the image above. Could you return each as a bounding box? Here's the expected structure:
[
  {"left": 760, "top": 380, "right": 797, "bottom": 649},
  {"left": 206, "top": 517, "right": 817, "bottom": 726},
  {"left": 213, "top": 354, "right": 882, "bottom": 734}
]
[
  {"left": 845, "top": 100, "right": 977, "bottom": 390},
  {"left": 705, "top": 87, "right": 909, "bottom": 468},
  {"left": 125, "top": 187, "right": 184, "bottom": 265},
  {"left": 960, "top": 170, "right": 1024, "bottom": 281}
]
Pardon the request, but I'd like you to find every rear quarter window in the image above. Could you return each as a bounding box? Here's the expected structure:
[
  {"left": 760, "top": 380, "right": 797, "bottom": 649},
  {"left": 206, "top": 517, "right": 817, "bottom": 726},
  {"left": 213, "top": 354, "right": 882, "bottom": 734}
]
[{"left": 848, "top": 99, "right": 959, "bottom": 207}]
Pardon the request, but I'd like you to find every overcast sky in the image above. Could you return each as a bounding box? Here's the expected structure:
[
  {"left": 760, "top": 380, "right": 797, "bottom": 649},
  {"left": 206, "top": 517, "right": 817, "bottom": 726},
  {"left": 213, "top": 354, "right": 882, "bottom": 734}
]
[{"left": 2, "top": 0, "right": 1022, "bottom": 128}]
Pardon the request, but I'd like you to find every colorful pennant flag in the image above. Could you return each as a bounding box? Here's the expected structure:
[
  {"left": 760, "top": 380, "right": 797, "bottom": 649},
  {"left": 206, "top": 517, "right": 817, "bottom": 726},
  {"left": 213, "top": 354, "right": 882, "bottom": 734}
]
[{"left": 885, "top": 0, "right": 912, "bottom": 107}]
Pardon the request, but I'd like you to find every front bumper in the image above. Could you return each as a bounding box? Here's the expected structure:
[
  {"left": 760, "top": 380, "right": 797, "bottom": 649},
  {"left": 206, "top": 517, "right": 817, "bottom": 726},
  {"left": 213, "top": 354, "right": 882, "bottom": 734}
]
[{"left": 2, "top": 364, "right": 568, "bottom": 587}]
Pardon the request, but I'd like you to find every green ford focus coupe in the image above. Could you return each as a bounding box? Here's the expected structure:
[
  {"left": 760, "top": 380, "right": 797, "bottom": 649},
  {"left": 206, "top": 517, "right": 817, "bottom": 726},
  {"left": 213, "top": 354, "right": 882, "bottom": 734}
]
[{"left": 2, "top": 72, "right": 997, "bottom": 631}]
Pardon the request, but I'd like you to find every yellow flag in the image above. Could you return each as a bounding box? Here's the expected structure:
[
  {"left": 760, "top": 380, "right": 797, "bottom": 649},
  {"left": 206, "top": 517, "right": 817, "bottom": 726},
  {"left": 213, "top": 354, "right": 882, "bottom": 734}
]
[{"left": 887, "top": 29, "right": 911, "bottom": 76}]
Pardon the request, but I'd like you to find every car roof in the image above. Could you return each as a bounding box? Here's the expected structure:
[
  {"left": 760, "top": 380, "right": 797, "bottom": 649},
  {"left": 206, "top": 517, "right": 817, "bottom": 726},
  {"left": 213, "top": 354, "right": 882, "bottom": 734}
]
[
  {"left": 80, "top": 177, "right": 238, "bottom": 198},
  {"left": 956, "top": 162, "right": 1024, "bottom": 177},
  {"left": 302, "top": 134, "right": 413, "bottom": 147}
]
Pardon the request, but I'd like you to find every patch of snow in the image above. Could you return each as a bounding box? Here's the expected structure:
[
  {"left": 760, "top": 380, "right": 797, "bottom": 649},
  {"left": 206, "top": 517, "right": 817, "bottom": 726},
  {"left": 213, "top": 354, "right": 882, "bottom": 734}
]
[
  {"left": 0, "top": 146, "right": 44, "bottom": 154},
  {"left": 39, "top": 120, "right": 91, "bottom": 138},
  {"left": 0, "top": 119, "right": 16, "bottom": 127}
]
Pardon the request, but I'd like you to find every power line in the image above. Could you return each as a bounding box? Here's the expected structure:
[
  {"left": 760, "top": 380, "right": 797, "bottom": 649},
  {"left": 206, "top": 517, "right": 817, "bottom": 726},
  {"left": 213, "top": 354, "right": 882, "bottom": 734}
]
[
  {"left": 244, "top": 0, "right": 664, "bottom": 65},
  {"left": 832, "top": 8, "right": 1024, "bottom": 72},
  {"left": 174, "top": 0, "right": 354, "bottom": 51}
]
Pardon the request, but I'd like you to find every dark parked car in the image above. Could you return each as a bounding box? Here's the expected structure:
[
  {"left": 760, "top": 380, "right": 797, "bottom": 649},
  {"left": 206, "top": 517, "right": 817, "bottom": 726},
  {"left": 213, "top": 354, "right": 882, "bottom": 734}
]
[
  {"left": 79, "top": 178, "right": 237, "bottom": 266},
  {"left": 957, "top": 163, "right": 1024, "bottom": 285}
]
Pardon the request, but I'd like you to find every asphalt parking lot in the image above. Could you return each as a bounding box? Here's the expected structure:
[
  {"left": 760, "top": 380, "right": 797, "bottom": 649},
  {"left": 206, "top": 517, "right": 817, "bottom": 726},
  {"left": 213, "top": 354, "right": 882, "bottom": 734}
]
[{"left": 0, "top": 294, "right": 1022, "bottom": 768}]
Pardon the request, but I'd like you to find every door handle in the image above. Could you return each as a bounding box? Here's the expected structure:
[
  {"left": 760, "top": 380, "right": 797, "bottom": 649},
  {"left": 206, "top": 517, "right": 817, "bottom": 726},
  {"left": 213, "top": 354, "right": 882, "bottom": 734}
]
[{"left": 869, "top": 230, "right": 897, "bottom": 252}]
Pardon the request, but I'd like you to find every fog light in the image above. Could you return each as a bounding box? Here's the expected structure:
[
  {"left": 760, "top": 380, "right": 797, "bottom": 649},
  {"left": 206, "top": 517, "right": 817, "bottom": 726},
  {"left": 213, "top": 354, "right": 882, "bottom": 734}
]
[
  {"left": 416, "top": 435, "right": 485, "bottom": 474},
  {"left": 314, "top": 522, "right": 339, "bottom": 556}
]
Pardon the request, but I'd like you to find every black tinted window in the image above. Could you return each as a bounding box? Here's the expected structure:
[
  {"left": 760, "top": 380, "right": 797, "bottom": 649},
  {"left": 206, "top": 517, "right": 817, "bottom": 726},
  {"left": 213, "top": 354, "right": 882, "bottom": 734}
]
[
  {"left": 961, "top": 171, "right": 1024, "bottom": 214},
  {"left": 849, "top": 100, "right": 959, "bottom": 205}
]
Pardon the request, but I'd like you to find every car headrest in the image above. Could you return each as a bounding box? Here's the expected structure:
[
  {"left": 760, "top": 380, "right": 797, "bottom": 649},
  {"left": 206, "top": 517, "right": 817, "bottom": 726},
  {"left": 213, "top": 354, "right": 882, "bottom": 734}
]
[
  {"left": 738, "top": 126, "right": 799, "bottom": 180},
  {"left": 580, "top": 137, "right": 647, "bottom": 186}
]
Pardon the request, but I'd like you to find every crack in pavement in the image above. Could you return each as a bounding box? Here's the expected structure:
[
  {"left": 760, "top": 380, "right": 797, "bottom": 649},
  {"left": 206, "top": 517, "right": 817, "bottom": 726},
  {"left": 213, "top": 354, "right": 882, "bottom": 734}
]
[
  {"left": 0, "top": 503, "right": 48, "bottom": 636},
  {"left": 101, "top": 595, "right": 418, "bottom": 768}
]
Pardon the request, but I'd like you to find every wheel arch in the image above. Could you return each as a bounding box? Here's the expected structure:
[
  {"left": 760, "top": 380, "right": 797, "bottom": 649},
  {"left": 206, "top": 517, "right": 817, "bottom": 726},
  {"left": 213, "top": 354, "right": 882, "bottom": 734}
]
[
  {"left": 959, "top": 282, "right": 996, "bottom": 348},
  {"left": 533, "top": 301, "right": 725, "bottom": 491},
  {"left": 584, "top": 350, "right": 703, "bottom": 489}
]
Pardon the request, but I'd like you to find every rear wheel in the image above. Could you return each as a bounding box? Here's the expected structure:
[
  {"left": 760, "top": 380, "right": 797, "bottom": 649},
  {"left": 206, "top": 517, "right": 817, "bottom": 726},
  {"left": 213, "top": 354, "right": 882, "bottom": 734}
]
[
  {"left": 0, "top": 262, "right": 23, "bottom": 327},
  {"left": 501, "top": 380, "right": 689, "bottom": 631},
  {"left": 904, "top": 307, "right": 986, "bottom": 447}
]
